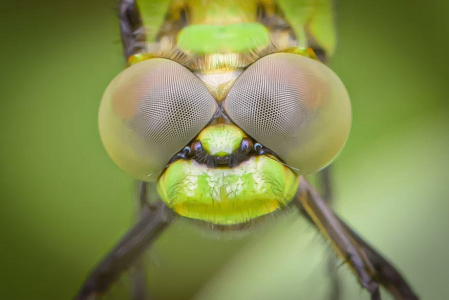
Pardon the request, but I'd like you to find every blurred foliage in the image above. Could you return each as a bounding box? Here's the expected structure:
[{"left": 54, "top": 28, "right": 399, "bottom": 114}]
[{"left": 1, "top": 0, "right": 448, "bottom": 299}]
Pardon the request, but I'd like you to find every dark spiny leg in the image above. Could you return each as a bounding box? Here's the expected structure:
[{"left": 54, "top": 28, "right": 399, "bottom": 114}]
[
  {"left": 120, "top": 0, "right": 147, "bottom": 61},
  {"left": 130, "top": 181, "right": 150, "bottom": 300},
  {"left": 131, "top": 181, "right": 162, "bottom": 299},
  {"left": 318, "top": 166, "right": 341, "bottom": 300},
  {"left": 74, "top": 201, "right": 176, "bottom": 300},
  {"left": 294, "top": 178, "right": 381, "bottom": 300},
  {"left": 337, "top": 216, "right": 419, "bottom": 300},
  {"left": 296, "top": 177, "right": 418, "bottom": 299}
]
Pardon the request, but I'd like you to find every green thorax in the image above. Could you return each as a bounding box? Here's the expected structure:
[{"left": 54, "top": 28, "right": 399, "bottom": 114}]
[
  {"left": 135, "top": 0, "right": 335, "bottom": 70},
  {"left": 177, "top": 23, "right": 270, "bottom": 55}
]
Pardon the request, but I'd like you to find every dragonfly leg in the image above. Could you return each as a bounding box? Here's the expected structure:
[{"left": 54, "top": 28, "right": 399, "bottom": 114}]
[
  {"left": 74, "top": 200, "right": 176, "bottom": 300},
  {"left": 295, "top": 177, "right": 419, "bottom": 300},
  {"left": 318, "top": 166, "right": 342, "bottom": 300},
  {"left": 120, "top": 0, "right": 147, "bottom": 60},
  {"left": 294, "top": 177, "right": 381, "bottom": 300},
  {"left": 336, "top": 215, "right": 419, "bottom": 300},
  {"left": 129, "top": 181, "right": 151, "bottom": 300}
]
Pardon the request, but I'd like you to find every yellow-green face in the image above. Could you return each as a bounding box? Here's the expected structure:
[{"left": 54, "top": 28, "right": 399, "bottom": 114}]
[
  {"left": 155, "top": 123, "right": 300, "bottom": 225},
  {"left": 98, "top": 53, "right": 351, "bottom": 225},
  {"left": 158, "top": 147, "right": 299, "bottom": 225}
]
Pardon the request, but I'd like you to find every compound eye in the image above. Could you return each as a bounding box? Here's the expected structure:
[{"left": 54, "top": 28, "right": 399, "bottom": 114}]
[
  {"left": 99, "top": 58, "right": 218, "bottom": 181},
  {"left": 223, "top": 53, "right": 351, "bottom": 175}
]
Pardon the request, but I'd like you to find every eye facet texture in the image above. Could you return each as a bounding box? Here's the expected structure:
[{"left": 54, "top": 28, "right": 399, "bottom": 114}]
[
  {"left": 223, "top": 53, "right": 351, "bottom": 175},
  {"left": 99, "top": 58, "right": 217, "bottom": 181}
]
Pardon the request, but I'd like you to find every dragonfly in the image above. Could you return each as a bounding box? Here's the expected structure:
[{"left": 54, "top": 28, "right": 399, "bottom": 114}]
[{"left": 75, "top": 0, "right": 418, "bottom": 299}]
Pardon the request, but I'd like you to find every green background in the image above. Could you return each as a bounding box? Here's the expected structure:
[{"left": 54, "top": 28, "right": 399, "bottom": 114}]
[{"left": 1, "top": 0, "right": 448, "bottom": 299}]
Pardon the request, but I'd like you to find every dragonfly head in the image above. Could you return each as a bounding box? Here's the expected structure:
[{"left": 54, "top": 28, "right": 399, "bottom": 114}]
[{"left": 98, "top": 53, "right": 351, "bottom": 225}]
